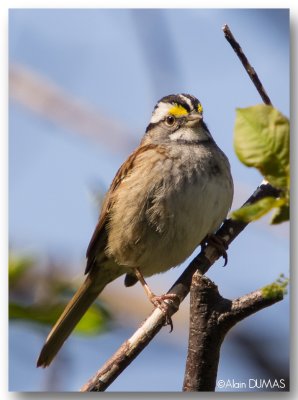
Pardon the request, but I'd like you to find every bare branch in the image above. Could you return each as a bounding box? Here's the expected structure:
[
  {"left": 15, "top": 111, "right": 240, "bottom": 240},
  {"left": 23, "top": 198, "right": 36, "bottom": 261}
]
[
  {"left": 81, "top": 182, "right": 280, "bottom": 392},
  {"left": 182, "top": 274, "right": 284, "bottom": 392},
  {"left": 218, "top": 287, "right": 284, "bottom": 327},
  {"left": 222, "top": 24, "right": 272, "bottom": 106},
  {"left": 80, "top": 307, "right": 166, "bottom": 392}
]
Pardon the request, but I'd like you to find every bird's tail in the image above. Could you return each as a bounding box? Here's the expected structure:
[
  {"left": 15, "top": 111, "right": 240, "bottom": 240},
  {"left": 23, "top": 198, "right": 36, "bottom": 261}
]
[{"left": 37, "top": 267, "right": 121, "bottom": 368}]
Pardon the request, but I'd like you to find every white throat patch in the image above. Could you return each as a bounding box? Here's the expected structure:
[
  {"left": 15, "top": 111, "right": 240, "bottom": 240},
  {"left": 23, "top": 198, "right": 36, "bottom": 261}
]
[{"left": 169, "top": 127, "right": 199, "bottom": 142}]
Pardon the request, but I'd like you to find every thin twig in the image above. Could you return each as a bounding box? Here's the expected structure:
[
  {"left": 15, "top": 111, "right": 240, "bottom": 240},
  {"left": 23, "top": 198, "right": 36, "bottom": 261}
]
[
  {"left": 219, "top": 287, "right": 284, "bottom": 326},
  {"left": 222, "top": 24, "right": 272, "bottom": 106}
]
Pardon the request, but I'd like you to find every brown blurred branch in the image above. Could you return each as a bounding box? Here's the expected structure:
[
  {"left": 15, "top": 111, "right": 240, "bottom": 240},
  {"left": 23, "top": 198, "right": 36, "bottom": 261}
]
[{"left": 9, "top": 64, "right": 136, "bottom": 153}]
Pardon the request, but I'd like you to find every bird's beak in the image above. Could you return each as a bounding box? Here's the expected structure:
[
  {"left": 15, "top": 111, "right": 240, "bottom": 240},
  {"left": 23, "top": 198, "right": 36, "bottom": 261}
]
[{"left": 185, "top": 112, "right": 202, "bottom": 127}]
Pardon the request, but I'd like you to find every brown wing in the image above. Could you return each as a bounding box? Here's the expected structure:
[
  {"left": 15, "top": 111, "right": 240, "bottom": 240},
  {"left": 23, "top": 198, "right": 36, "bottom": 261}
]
[{"left": 85, "top": 143, "right": 157, "bottom": 274}]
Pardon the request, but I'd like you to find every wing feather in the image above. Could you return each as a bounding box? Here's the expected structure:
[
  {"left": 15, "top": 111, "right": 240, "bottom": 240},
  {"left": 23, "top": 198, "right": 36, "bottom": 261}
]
[{"left": 85, "top": 143, "right": 158, "bottom": 274}]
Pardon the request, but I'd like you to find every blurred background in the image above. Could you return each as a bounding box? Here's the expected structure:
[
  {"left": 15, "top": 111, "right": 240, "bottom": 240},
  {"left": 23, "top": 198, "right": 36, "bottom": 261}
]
[{"left": 9, "top": 8, "right": 289, "bottom": 392}]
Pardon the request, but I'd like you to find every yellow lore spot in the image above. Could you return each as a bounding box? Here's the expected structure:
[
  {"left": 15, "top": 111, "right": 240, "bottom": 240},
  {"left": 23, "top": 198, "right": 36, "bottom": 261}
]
[
  {"left": 169, "top": 104, "right": 188, "bottom": 117},
  {"left": 198, "top": 103, "right": 203, "bottom": 114}
]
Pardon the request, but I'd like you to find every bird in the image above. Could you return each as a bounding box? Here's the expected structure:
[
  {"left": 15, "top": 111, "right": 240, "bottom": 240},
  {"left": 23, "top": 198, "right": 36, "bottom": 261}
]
[{"left": 37, "top": 93, "right": 233, "bottom": 368}]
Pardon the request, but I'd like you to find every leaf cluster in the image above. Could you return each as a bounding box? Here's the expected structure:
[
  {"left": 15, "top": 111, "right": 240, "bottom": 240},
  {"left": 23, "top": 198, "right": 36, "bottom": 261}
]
[
  {"left": 261, "top": 274, "right": 289, "bottom": 300},
  {"left": 9, "top": 254, "right": 111, "bottom": 335},
  {"left": 231, "top": 105, "right": 289, "bottom": 224}
]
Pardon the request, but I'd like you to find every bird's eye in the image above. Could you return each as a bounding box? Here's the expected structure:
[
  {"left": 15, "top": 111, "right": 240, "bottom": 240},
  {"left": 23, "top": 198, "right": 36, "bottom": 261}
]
[{"left": 165, "top": 115, "right": 176, "bottom": 126}]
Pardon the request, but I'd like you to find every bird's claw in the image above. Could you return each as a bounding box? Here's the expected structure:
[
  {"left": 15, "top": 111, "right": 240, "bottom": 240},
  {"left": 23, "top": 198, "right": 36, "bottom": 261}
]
[
  {"left": 150, "top": 293, "right": 180, "bottom": 332},
  {"left": 202, "top": 234, "right": 229, "bottom": 267}
]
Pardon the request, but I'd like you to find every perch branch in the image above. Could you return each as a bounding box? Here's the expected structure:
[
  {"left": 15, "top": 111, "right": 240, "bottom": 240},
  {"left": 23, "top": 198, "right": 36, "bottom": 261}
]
[{"left": 81, "top": 183, "right": 279, "bottom": 392}]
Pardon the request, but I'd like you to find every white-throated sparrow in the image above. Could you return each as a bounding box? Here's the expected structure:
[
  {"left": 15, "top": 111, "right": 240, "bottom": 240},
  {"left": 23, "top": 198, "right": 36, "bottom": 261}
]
[{"left": 37, "top": 93, "right": 233, "bottom": 367}]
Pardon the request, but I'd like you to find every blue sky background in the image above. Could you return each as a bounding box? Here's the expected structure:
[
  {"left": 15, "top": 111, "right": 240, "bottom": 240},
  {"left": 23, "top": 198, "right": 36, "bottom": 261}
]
[{"left": 9, "top": 8, "right": 289, "bottom": 392}]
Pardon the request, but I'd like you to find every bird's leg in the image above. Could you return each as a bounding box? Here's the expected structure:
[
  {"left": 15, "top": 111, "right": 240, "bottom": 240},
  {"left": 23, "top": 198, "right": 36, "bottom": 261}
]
[
  {"left": 134, "top": 267, "right": 179, "bottom": 331},
  {"left": 201, "top": 234, "right": 229, "bottom": 266}
]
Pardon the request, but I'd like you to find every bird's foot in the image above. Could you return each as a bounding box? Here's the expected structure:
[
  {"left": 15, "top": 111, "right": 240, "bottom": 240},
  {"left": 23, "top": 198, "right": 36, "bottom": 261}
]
[
  {"left": 149, "top": 293, "right": 180, "bottom": 332},
  {"left": 134, "top": 267, "right": 180, "bottom": 331},
  {"left": 202, "top": 234, "right": 229, "bottom": 267}
]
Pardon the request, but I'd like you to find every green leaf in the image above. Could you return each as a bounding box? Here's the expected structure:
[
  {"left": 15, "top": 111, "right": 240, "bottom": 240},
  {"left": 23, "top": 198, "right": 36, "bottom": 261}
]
[
  {"left": 9, "top": 255, "right": 34, "bottom": 286},
  {"left": 262, "top": 274, "right": 289, "bottom": 300},
  {"left": 262, "top": 283, "right": 285, "bottom": 300},
  {"left": 9, "top": 300, "right": 110, "bottom": 336},
  {"left": 75, "top": 303, "right": 110, "bottom": 335},
  {"left": 9, "top": 302, "right": 63, "bottom": 324},
  {"left": 230, "top": 196, "right": 286, "bottom": 223},
  {"left": 234, "top": 105, "right": 289, "bottom": 189},
  {"left": 271, "top": 204, "right": 290, "bottom": 224}
]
